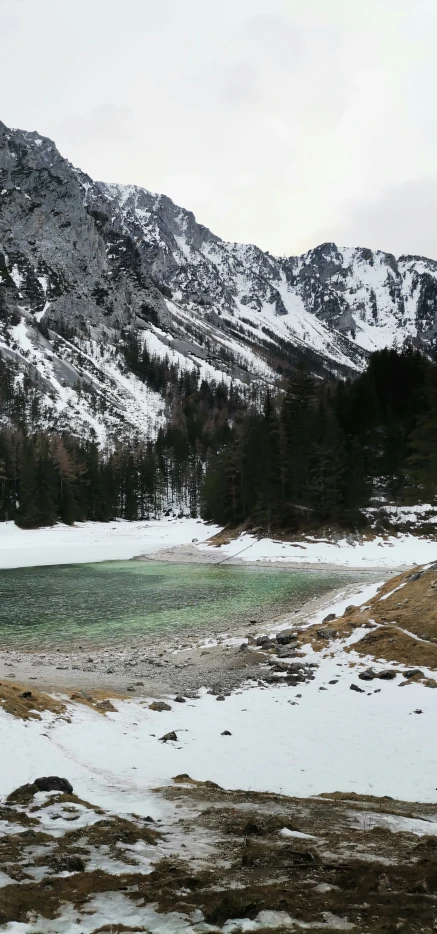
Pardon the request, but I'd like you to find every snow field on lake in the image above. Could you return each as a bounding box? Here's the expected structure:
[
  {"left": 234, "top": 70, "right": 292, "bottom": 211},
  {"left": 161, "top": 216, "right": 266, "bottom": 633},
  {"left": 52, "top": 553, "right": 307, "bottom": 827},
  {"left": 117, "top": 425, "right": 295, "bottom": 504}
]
[
  {"left": 0, "top": 517, "right": 436, "bottom": 569},
  {"left": 0, "top": 517, "right": 219, "bottom": 569}
]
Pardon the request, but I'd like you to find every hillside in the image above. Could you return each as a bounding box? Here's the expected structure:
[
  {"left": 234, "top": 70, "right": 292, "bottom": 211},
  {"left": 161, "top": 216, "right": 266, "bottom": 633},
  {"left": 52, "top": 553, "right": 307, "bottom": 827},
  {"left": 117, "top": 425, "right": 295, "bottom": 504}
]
[{"left": 1, "top": 119, "right": 437, "bottom": 447}]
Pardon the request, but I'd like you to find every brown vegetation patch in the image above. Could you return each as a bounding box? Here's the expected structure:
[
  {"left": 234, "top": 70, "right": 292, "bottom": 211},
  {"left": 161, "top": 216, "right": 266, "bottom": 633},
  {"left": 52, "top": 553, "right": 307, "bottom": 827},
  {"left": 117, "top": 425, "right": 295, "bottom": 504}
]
[
  {"left": 172, "top": 773, "right": 222, "bottom": 789},
  {"left": 2, "top": 776, "right": 437, "bottom": 931},
  {"left": 92, "top": 927, "right": 151, "bottom": 933},
  {"left": 65, "top": 815, "right": 161, "bottom": 849},
  {"left": 0, "top": 869, "right": 144, "bottom": 925},
  {"left": 0, "top": 681, "right": 65, "bottom": 720},
  {"left": 206, "top": 524, "right": 248, "bottom": 547},
  {"left": 68, "top": 689, "right": 120, "bottom": 714},
  {"left": 29, "top": 792, "right": 105, "bottom": 815},
  {"left": 348, "top": 624, "right": 437, "bottom": 669},
  {"left": 302, "top": 564, "right": 437, "bottom": 670}
]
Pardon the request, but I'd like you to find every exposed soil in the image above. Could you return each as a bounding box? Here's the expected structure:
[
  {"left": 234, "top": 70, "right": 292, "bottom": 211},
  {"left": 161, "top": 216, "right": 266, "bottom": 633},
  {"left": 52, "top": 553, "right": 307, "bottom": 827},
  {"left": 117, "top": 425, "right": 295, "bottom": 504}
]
[{"left": 2, "top": 779, "right": 437, "bottom": 932}]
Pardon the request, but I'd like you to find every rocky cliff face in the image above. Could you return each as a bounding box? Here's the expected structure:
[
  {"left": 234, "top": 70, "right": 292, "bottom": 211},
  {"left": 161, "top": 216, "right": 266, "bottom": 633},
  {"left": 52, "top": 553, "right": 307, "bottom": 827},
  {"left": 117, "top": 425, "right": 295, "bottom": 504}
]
[{"left": 1, "top": 119, "right": 437, "bottom": 442}]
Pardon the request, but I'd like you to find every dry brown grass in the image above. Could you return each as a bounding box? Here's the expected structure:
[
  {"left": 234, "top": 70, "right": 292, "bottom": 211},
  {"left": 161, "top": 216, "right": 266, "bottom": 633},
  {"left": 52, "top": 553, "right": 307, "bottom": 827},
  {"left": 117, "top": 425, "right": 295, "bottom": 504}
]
[
  {"left": 0, "top": 681, "right": 65, "bottom": 720},
  {"left": 301, "top": 563, "right": 437, "bottom": 671},
  {"left": 206, "top": 524, "right": 248, "bottom": 547}
]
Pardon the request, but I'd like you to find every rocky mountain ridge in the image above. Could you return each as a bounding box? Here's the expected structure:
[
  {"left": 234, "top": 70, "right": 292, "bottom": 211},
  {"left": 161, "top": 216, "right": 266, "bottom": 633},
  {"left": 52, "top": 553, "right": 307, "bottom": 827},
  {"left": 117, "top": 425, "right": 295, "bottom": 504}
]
[{"left": 1, "top": 118, "right": 437, "bottom": 442}]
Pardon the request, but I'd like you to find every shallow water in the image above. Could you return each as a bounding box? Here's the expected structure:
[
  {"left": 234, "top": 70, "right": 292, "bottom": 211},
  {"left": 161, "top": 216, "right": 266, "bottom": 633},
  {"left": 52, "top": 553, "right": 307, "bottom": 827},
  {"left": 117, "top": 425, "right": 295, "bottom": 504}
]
[{"left": 0, "top": 560, "right": 373, "bottom": 649}]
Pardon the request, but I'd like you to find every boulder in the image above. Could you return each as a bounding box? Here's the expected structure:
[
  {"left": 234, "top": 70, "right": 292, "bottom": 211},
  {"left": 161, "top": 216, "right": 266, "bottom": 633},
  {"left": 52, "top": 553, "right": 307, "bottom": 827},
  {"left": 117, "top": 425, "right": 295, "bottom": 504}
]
[
  {"left": 216, "top": 695, "right": 225, "bottom": 701},
  {"left": 405, "top": 669, "right": 424, "bottom": 679},
  {"left": 221, "top": 730, "right": 232, "bottom": 736},
  {"left": 322, "top": 613, "right": 336, "bottom": 623},
  {"left": 34, "top": 776, "right": 73, "bottom": 794},
  {"left": 149, "top": 701, "right": 172, "bottom": 712},
  {"left": 277, "top": 645, "right": 297, "bottom": 658},
  {"left": 358, "top": 670, "right": 375, "bottom": 681},
  {"left": 378, "top": 670, "right": 397, "bottom": 680},
  {"left": 316, "top": 628, "right": 336, "bottom": 639},
  {"left": 255, "top": 636, "right": 271, "bottom": 647},
  {"left": 276, "top": 630, "right": 298, "bottom": 645},
  {"left": 350, "top": 684, "right": 365, "bottom": 693},
  {"left": 174, "top": 695, "right": 186, "bottom": 703},
  {"left": 159, "top": 731, "right": 178, "bottom": 742}
]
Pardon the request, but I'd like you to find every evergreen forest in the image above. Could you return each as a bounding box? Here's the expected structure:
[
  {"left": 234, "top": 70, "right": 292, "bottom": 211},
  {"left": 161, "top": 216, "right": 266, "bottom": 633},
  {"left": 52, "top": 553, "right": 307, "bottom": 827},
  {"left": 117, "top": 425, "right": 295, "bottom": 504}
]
[{"left": 0, "top": 346, "right": 436, "bottom": 531}]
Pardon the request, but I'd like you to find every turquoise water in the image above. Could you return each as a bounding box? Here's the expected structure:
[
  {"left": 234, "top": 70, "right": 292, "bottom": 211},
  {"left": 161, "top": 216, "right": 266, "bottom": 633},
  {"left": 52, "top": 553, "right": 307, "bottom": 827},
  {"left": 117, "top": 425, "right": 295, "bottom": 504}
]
[{"left": 0, "top": 560, "right": 370, "bottom": 649}]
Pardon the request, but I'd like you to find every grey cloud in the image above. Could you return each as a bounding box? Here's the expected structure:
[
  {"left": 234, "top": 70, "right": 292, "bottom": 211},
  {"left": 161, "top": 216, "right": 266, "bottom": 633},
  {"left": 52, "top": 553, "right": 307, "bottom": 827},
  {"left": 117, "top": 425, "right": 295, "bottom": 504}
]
[
  {"left": 311, "top": 177, "right": 437, "bottom": 259},
  {"left": 64, "top": 105, "right": 137, "bottom": 144}
]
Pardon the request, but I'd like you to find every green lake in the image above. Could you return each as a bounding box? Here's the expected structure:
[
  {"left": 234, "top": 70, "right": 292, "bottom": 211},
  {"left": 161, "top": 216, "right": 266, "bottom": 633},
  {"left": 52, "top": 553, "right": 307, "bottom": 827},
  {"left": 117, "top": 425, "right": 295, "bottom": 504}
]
[{"left": 0, "top": 560, "right": 374, "bottom": 649}]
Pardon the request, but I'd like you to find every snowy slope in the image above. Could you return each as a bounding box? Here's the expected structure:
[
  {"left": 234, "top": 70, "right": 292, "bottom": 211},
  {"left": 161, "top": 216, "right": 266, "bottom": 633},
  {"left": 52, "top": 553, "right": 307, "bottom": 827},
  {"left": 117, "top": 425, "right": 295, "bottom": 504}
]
[{"left": 2, "top": 118, "right": 437, "bottom": 444}]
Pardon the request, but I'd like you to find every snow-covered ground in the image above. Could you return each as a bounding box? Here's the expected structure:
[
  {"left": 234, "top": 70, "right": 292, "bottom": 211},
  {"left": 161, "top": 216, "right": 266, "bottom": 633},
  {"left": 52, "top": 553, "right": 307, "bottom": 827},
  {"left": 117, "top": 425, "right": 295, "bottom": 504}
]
[
  {"left": 0, "top": 518, "right": 219, "bottom": 569},
  {"left": 0, "top": 518, "right": 436, "bottom": 570},
  {"left": 2, "top": 579, "right": 437, "bottom": 809},
  {"left": 197, "top": 529, "right": 437, "bottom": 568}
]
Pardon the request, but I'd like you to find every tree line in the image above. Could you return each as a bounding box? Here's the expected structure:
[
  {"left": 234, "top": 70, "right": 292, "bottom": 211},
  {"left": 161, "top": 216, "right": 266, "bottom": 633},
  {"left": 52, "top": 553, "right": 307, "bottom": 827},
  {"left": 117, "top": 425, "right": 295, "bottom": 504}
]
[
  {"left": 0, "top": 346, "right": 436, "bottom": 530},
  {"left": 201, "top": 347, "right": 437, "bottom": 531}
]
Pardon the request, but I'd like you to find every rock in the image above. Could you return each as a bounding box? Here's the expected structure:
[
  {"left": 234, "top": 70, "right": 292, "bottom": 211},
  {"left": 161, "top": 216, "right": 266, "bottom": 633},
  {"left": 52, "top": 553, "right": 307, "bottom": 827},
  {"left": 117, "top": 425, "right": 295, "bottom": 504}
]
[
  {"left": 49, "top": 855, "right": 85, "bottom": 873},
  {"left": 344, "top": 605, "right": 357, "bottom": 614},
  {"left": 20, "top": 691, "right": 32, "bottom": 698},
  {"left": 126, "top": 686, "right": 136, "bottom": 692},
  {"left": 216, "top": 695, "right": 225, "bottom": 701},
  {"left": 255, "top": 636, "right": 271, "bottom": 646},
  {"left": 159, "top": 731, "right": 178, "bottom": 741},
  {"left": 34, "top": 776, "right": 73, "bottom": 794},
  {"left": 316, "top": 628, "right": 336, "bottom": 639},
  {"left": 277, "top": 645, "right": 297, "bottom": 658},
  {"left": 358, "top": 670, "right": 375, "bottom": 681},
  {"left": 322, "top": 613, "right": 336, "bottom": 623},
  {"left": 408, "top": 571, "right": 423, "bottom": 582},
  {"left": 149, "top": 701, "right": 172, "bottom": 712},
  {"left": 350, "top": 684, "right": 365, "bottom": 693},
  {"left": 94, "top": 699, "right": 116, "bottom": 712},
  {"left": 414, "top": 709, "right": 423, "bottom": 714},
  {"left": 405, "top": 669, "right": 424, "bottom": 679},
  {"left": 221, "top": 730, "right": 232, "bottom": 736},
  {"left": 174, "top": 695, "right": 186, "bottom": 703},
  {"left": 238, "top": 643, "right": 249, "bottom": 652},
  {"left": 276, "top": 630, "right": 298, "bottom": 645},
  {"left": 378, "top": 670, "right": 397, "bottom": 680},
  {"left": 328, "top": 679, "right": 338, "bottom": 685}
]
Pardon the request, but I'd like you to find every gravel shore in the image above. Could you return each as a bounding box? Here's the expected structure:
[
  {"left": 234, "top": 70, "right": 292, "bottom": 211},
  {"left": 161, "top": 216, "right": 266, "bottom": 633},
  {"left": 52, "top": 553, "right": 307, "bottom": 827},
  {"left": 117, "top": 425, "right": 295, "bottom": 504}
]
[{"left": 0, "top": 575, "right": 381, "bottom": 697}]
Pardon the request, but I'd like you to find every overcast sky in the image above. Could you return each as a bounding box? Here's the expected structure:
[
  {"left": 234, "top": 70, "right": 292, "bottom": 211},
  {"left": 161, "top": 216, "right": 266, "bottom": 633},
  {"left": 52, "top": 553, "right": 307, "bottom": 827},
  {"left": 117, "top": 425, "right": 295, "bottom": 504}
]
[{"left": 2, "top": 0, "right": 437, "bottom": 258}]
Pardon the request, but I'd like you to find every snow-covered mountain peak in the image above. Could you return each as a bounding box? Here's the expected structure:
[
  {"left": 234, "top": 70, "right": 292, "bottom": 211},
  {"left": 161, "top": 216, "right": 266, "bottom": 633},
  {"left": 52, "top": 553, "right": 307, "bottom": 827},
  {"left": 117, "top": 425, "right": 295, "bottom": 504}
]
[{"left": 2, "top": 119, "right": 437, "bottom": 443}]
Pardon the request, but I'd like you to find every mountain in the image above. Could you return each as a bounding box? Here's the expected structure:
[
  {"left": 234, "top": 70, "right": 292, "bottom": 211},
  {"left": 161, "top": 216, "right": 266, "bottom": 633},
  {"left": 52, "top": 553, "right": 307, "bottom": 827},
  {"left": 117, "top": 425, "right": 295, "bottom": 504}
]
[{"left": 1, "top": 118, "right": 437, "bottom": 443}]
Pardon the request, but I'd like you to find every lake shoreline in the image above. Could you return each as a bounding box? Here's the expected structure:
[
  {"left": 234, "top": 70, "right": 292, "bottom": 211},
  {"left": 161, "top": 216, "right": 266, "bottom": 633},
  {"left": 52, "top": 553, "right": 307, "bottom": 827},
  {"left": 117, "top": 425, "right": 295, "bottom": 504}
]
[
  {"left": 137, "top": 541, "right": 407, "bottom": 571},
  {"left": 0, "top": 574, "right": 383, "bottom": 697}
]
